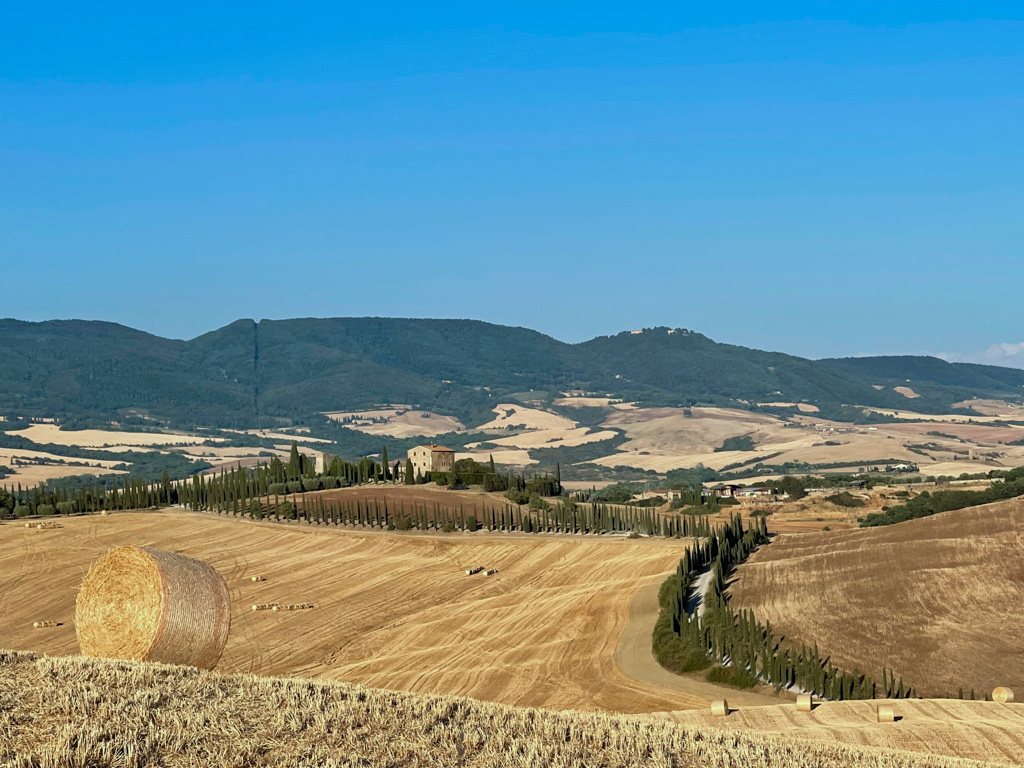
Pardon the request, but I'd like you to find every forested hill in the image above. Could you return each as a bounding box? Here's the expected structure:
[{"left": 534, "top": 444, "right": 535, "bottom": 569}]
[{"left": 1, "top": 317, "right": 1021, "bottom": 428}]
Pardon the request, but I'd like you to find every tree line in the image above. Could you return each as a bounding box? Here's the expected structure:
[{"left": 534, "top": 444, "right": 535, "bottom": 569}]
[{"left": 655, "top": 513, "right": 914, "bottom": 700}]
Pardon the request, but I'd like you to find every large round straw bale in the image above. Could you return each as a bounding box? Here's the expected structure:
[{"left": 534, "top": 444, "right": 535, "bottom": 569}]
[
  {"left": 711, "top": 699, "right": 729, "bottom": 717},
  {"left": 75, "top": 546, "right": 231, "bottom": 669},
  {"left": 877, "top": 704, "right": 895, "bottom": 723},
  {"left": 796, "top": 693, "right": 813, "bottom": 712},
  {"left": 993, "top": 687, "right": 1015, "bottom": 703}
]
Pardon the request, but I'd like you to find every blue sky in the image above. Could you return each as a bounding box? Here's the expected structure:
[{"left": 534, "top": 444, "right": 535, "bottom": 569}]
[{"left": 2, "top": 3, "right": 1022, "bottom": 366}]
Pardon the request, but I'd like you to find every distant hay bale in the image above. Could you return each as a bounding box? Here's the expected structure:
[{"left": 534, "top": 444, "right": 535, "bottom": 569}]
[
  {"left": 464, "top": 566, "right": 484, "bottom": 575},
  {"left": 482, "top": 569, "right": 498, "bottom": 576},
  {"left": 33, "top": 621, "right": 58, "bottom": 628},
  {"left": 24, "top": 523, "right": 32, "bottom": 528},
  {"left": 796, "top": 694, "right": 813, "bottom": 712},
  {"left": 100, "top": 510, "right": 110, "bottom": 516},
  {"left": 993, "top": 687, "right": 1015, "bottom": 703},
  {"left": 273, "top": 603, "right": 314, "bottom": 611},
  {"left": 250, "top": 575, "right": 265, "bottom": 582},
  {"left": 876, "top": 704, "right": 895, "bottom": 723},
  {"left": 75, "top": 546, "right": 231, "bottom": 670},
  {"left": 251, "top": 603, "right": 278, "bottom": 612},
  {"left": 711, "top": 700, "right": 729, "bottom": 717}
]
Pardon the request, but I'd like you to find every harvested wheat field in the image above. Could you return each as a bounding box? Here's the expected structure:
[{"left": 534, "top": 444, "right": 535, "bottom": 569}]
[
  {"left": 729, "top": 497, "right": 1024, "bottom": 698},
  {"left": 0, "top": 651, "right": 1008, "bottom": 768},
  {"left": 663, "top": 697, "right": 1024, "bottom": 766},
  {"left": 1, "top": 510, "right": 719, "bottom": 713}
]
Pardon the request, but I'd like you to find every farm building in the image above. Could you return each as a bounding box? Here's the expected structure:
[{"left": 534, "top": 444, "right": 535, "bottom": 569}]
[{"left": 408, "top": 444, "right": 455, "bottom": 478}]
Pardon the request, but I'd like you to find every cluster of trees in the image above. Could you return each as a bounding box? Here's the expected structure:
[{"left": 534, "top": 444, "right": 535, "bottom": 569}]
[
  {"left": 861, "top": 466, "right": 1024, "bottom": 527},
  {"left": 655, "top": 514, "right": 913, "bottom": 700},
  {"left": 714, "top": 435, "right": 755, "bottom": 452}
]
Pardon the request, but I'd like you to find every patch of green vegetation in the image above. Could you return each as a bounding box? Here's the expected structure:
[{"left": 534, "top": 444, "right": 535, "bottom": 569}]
[
  {"left": 861, "top": 467, "right": 1024, "bottom": 526},
  {"left": 714, "top": 435, "right": 755, "bottom": 452},
  {"left": 705, "top": 665, "right": 758, "bottom": 689},
  {"left": 823, "top": 491, "right": 866, "bottom": 508}
]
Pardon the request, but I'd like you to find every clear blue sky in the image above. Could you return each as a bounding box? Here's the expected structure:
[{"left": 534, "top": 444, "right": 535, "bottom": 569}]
[{"left": 2, "top": 3, "right": 1022, "bottom": 366}]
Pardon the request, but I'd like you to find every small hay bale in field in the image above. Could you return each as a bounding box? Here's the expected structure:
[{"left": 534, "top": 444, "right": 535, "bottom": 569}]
[
  {"left": 876, "top": 704, "right": 895, "bottom": 723},
  {"left": 100, "top": 510, "right": 110, "bottom": 516},
  {"left": 250, "top": 575, "right": 265, "bottom": 582},
  {"left": 464, "top": 566, "right": 484, "bottom": 575},
  {"left": 75, "top": 545, "right": 231, "bottom": 670},
  {"left": 796, "top": 693, "right": 814, "bottom": 712},
  {"left": 251, "top": 603, "right": 278, "bottom": 611},
  {"left": 482, "top": 568, "right": 498, "bottom": 576},
  {"left": 711, "top": 700, "right": 729, "bottom": 717},
  {"left": 24, "top": 523, "right": 32, "bottom": 528},
  {"left": 33, "top": 621, "right": 58, "bottom": 628},
  {"left": 993, "top": 687, "right": 1015, "bottom": 703}
]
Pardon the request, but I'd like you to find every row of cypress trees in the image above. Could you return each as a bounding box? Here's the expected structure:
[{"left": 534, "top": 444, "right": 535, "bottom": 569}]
[{"left": 662, "top": 513, "right": 914, "bottom": 700}]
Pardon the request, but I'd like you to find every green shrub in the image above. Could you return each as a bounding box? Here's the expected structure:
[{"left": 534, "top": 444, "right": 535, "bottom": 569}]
[
  {"left": 267, "top": 483, "right": 286, "bottom": 495},
  {"left": 506, "top": 489, "right": 529, "bottom": 505},
  {"left": 465, "top": 515, "right": 478, "bottom": 532},
  {"left": 37, "top": 504, "right": 55, "bottom": 516},
  {"left": 651, "top": 612, "right": 710, "bottom": 674},
  {"left": 250, "top": 499, "right": 263, "bottom": 519},
  {"left": 56, "top": 501, "right": 75, "bottom": 515},
  {"left": 278, "top": 501, "right": 295, "bottom": 519},
  {"left": 13, "top": 505, "right": 31, "bottom": 518},
  {"left": 320, "top": 475, "right": 339, "bottom": 489},
  {"left": 824, "top": 491, "right": 865, "bottom": 508},
  {"left": 528, "top": 493, "right": 550, "bottom": 511},
  {"left": 286, "top": 481, "right": 303, "bottom": 494},
  {"left": 301, "top": 477, "right": 321, "bottom": 492},
  {"left": 705, "top": 665, "right": 758, "bottom": 689}
]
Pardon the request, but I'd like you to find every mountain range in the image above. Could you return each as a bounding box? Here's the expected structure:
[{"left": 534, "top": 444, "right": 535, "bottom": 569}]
[{"left": 1, "top": 317, "right": 1022, "bottom": 429}]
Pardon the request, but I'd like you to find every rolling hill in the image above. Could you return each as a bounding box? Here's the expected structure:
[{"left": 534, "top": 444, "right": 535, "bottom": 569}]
[
  {"left": 728, "top": 496, "right": 1024, "bottom": 699},
  {"left": 1, "top": 317, "right": 1022, "bottom": 429}
]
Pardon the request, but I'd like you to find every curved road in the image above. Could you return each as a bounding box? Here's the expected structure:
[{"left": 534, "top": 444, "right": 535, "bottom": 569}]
[{"left": 614, "top": 579, "right": 781, "bottom": 709}]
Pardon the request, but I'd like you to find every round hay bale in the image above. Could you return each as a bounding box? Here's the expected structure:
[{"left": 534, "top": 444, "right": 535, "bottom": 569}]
[
  {"left": 993, "top": 687, "right": 1015, "bottom": 703},
  {"left": 877, "top": 704, "right": 895, "bottom": 723},
  {"left": 100, "top": 510, "right": 110, "bottom": 516},
  {"left": 75, "top": 546, "right": 231, "bottom": 670},
  {"left": 711, "top": 699, "right": 729, "bottom": 717},
  {"left": 250, "top": 575, "right": 262, "bottom": 582},
  {"left": 796, "top": 693, "right": 813, "bottom": 712}
]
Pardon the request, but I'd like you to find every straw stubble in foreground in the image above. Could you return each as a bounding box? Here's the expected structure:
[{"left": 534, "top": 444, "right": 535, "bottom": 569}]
[{"left": 0, "top": 651, "right": 1006, "bottom": 768}]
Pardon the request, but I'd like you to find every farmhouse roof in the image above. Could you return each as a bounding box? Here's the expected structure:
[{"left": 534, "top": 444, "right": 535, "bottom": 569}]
[{"left": 427, "top": 444, "right": 455, "bottom": 452}]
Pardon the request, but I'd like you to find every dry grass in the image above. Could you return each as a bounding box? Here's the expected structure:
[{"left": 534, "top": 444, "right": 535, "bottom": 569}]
[
  {"left": 323, "top": 408, "right": 465, "bottom": 438},
  {"left": 729, "top": 497, "right": 1024, "bottom": 697},
  {"left": 477, "top": 404, "right": 578, "bottom": 431},
  {"left": 13, "top": 423, "right": 219, "bottom": 449},
  {"left": 0, "top": 650, "right": 1005, "bottom": 768}
]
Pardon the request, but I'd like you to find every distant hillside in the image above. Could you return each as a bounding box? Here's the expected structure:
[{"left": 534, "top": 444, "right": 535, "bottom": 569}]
[{"left": 1, "top": 317, "right": 1021, "bottom": 429}]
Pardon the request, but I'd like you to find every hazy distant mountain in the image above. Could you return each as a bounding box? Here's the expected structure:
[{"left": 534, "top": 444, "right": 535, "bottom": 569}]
[{"left": 1, "top": 317, "right": 1022, "bottom": 428}]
